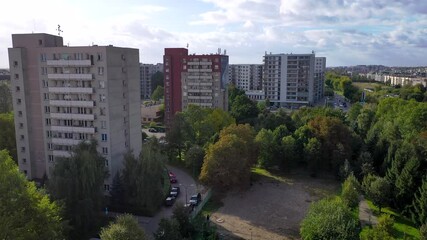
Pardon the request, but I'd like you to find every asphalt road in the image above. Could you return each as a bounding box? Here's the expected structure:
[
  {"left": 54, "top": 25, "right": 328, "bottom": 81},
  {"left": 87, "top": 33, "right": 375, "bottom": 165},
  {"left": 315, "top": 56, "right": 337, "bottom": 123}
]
[{"left": 140, "top": 164, "right": 199, "bottom": 238}]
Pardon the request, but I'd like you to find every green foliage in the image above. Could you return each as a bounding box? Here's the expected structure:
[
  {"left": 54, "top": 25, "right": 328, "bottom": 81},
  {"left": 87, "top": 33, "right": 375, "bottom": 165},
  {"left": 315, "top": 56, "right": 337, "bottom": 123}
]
[
  {"left": 420, "top": 223, "right": 427, "bottom": 240},
  {"left": 364, "top": 175, "right": 391, "bottom": 213},
  {"left": 230, "top": 94, "right": 259, "bottom": 123},
  {"left": 154, "top": 218, "right": 182, "bottom": 240},
  {"left": 122, "top": 139, "right": 166, "bottom": 215},
  {"left": 256, "top": 109, "right": 295, "bottom": 131},
  {"left": 304, "top": 138, "right": 322, "bottom": 176},
  {"left": 325, "top": 71, "right": 361, "bottom": 102},
  {"left": 48, "top": 140, "right": 107, "bottom": 238},
  {"left": 255, "top": 128, "right": 277, "bottom": 168},
  {"left": 172, "top": 204, "right": 194, "bottom": 238},
  {"left": 361, "top": 214, "right": 395, "bottom": 240},
  {"left": 200, "top": 124, "right": 256, "bottom": 190},
  {"left": 300, "top": 198, "right": 359, "bottom": 240},
  {"left": 100, "top": 214, "right": 146, "bottom": 240},
  {"left": 0, "top": 150, "right": 65, "bottom": 240},
  {"left": 151, "top": 85, "right": 164, "bottom": 101},
  {"left": 0, "top": 112, "right": 17, "bottom": 162},
  {"left": 166, "top": 113, "right": 194, "bottom": 161},
  {"left": 291, "top": 106, "right": 346, "bottom": 128},
  {"left": 151, "top": 71, "right": 164, "bottom": 91},
  {"left": 411, "top": 177, "right": 427, "bottom": 226},
  {"left": 0, "top": 82, "right": 12, "bottom": 113},
  {"left": 341, "top": 174, "right": 361, "bottom": 208},
  {"left": 184, "top": 145, "right": 205, "bottom": 178}
]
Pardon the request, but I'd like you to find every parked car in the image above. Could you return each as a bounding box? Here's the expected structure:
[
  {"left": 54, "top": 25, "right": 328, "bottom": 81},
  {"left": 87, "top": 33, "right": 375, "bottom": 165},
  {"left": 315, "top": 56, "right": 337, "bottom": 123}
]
[
  {"left": 189, "top": 193, "right": 202, "bottom": 206},
  {"left": 171, "top": 186, "right": 180, "bottom": 196},
  {"left": 169, "top": 191, "right": 178, "bottom": 198},
  {"left": 148, "top": 128, "right": 158, "bottom": 133},
  {"left": 169, "top": 171, "right": 177, "bottom": 183},
  {"left": 165, "top": 197, "right": 175, "bottom": 206}
]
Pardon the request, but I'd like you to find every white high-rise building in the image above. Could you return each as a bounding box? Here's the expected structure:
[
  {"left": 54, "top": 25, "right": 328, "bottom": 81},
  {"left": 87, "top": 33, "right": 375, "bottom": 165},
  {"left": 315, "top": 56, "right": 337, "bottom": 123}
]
[
  {"left": 263, "top": 53, "right": 325, "bottom": 107},
  {"left": 140, "top": 63, "right": 163, "bottom": 99},
  {"left": 314, "top": 57, "right": 326, "bottom": 101},
  {"left": 8, "top": 33, "right": 142, "bottom": 189},
  {"left": 228, "top": 64, "right": 263, "bottom": 91}
]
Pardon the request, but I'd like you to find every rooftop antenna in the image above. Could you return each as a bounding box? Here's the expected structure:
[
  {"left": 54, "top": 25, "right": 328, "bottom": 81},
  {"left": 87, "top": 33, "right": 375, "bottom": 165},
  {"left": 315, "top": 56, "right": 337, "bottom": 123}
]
[
  {"left": 186, "top": 43, "right": 189, "bottom": 49},
  {"left": 56, "top": 25, "right": 63, "bottom": 36}
]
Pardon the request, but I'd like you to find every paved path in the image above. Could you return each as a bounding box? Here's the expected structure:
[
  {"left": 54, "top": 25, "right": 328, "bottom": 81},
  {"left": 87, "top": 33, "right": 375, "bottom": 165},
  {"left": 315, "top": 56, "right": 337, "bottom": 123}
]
[{"left": 359, "top": 196, "right": 378, "bottom": 227}]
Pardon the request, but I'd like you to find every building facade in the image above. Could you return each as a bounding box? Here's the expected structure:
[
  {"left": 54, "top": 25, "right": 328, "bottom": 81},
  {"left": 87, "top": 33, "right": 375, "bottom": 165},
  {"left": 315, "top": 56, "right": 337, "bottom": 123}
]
[
  {"left": 8, "top": 33, "right": 141, "bottom": 189},
  {"left": 140, "top": 63, "right": 163, "bottom": 99},
  {"left": 164, "top": 48, "right": 229, "bottom": 123},
  {"left": 263, "top": 53, "right": 324, "bottom": 107},
  {"left": 314, "top": 57, "right": 326, "bottom": 101},
  {"left": 228, "top": 64, "right": 263, "bottom": 91}
]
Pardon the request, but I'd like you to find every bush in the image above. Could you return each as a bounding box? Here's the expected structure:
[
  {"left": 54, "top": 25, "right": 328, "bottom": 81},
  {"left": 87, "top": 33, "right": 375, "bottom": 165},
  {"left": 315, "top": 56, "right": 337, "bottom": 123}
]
[
  {"left": 361, "top": 214, "right": 394, "bottom": 240},
  {"left": 341, "top": 173, "right": 361, "bottom": 208}
]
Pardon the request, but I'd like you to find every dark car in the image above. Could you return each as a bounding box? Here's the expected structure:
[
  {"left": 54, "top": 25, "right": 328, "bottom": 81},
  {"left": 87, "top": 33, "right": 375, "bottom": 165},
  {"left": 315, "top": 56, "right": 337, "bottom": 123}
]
[
  {"left": 171, "top": 186, "right": 180, "bottom": 196},
  {"left": 165, "top": 197, "right": 175, "bottom": 206},
  {"left": 169, "top": 171, "right": 177, "bottom": 183},
  {"left": 169, "top": 191, "right": 178, "bottom": 198},
  {"left": 189, "top": 193, "right": 202, "bottom": 206},
  {"left": 148, "top": 128, "right": 157, "bottom": 133}
]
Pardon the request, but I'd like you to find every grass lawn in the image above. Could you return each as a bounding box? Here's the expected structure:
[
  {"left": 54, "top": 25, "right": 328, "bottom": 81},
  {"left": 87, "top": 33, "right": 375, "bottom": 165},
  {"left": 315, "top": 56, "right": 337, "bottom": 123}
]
[
  {"left": 251, "top": 167, "right": 294, "bottom": 184},
  {"left": 365, "top": 199, "right": 420, "bottom": 239},
  {"left": 353, "top": 82, "right": 384, "bottom": 90},
  {"left": 199, "top": 198, "right": 224, "bottom": 217}
]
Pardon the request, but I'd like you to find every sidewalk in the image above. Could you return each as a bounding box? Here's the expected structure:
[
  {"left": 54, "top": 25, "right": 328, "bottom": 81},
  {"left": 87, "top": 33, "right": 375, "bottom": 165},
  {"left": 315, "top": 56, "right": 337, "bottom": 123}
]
[{"left": 359, "top": 195, "right": 378, "bottom": 227}]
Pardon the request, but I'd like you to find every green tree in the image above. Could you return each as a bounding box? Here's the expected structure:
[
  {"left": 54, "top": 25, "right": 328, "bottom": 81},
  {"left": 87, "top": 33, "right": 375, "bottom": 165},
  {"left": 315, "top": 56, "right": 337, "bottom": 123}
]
[
  {"left": 0, "top": 82, "right": 12, "bottom": 113},
  {"left": 282, "top": 135, "right": 298, "bottom": 169},
  {"left": 230, "top": 94, "right": 259, "bottom": 123},
  {"left": 200, "top": 124, "right": 256, "bottom": 190},
  {"left": 255, "top": 128, "right": 277, "bottom": 168},
  {"left": 100, "top": 214, "right": 146, "bottom": 240},
  {"left": 154, "top": 218, "right": 182, "bottom": 240},
  {"left": 361, "top": 214, "right": 394, "bottom": 240},
  {"left": 151, "top": 85, "right": 164, "bottom": 101},
  {"left": 172, "top": 204, "right": 194, "bottom": 238},
  {"left": 110, "top": 173, "right": 125, "bottom": 209},
  {"left": 411, "top": 177, "right": 427, "bottom": 226},
  {"left": 166, "top": 113, "right": 194, "bottom": 161},
  {"left": 48, "top": 140, "right": 107, "bottom": 238},
  {"left": 365, "top": 176, "right": 391, "bottom": 213},
  {"left": 304, "top": 138, "right": 322, "bottom": 176},
  {"left": 300, "top": 198, "right": 359, "bottom": 240},
  {"left": 341, "top": 174, "right": 361, "bottom": 208},
  {"left": 0, "top": 112, "right": 17, "bottom": 162},
  {"left": 420, "top": 223, "right": 427, "bottom": 240},
  {"left": 122, "top": 139, "right": 166, "bottom": 215},
  {"left": 184, "top": 145, "right": 205, "bottom": 178},
  {"left": 151, "top": 71, "right": 164, "bottom": 91},
  {"left": 0, "top": 150, "right": 65, "bottom": 240}
]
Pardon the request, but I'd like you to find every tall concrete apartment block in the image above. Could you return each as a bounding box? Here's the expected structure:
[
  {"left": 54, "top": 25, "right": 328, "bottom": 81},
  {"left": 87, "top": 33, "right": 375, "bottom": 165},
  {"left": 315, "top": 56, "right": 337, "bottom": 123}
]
[
  {"left": 164, "top": 48, "right": 229, "bottom": 123},
  {"left": 140, "top": 63, "right": 163, "bottom": 99},
  {"left": 314, "top": 57, "right": 326, "bottom": 100},
  {"left": 263, "top": 53, "right": 325, "bottom": 107},
  {"left": 229, "top": 64, "right": 263, "bottom": 91},
  {"left": 8, "top": 33, "right": 142, "bottom": 188}
]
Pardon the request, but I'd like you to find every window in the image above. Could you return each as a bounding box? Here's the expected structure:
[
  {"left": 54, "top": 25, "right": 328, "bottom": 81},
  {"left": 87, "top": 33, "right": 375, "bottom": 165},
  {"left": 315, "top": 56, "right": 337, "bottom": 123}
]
[
  {"left": 99, "top": 80, "right": 105, "bottom": 88},
  {"left": 40, "top": 53, "right": 47, "bottom": 62},
  {"left": 101, "top": 120, "right": 106, "bottom": 129},
  {"left": 48, "top": 155, "right": 54, "bottom": 162},
  {"left": 102, "top": 147, "right": 108, "bottom": 155},
  {"left": 45, "top": 118, "right": 51, "bottom": 126},
  {"left": 13, "top": 61, "right": 18, "bottom": 67},
  {"left": 44, "top": 93, "right": 49, "bottom": 100},
  {"left": 104, "top": 184, "right": 110, "bottom": 191},
  {"left": 105, "top": 160, "right": 109, "bottom": 166},
  {"left": 48, "top": 143, "right": 53, "bottom": 150},
  {"left": 17, "top": 99, "right": 21, "bottom": 104},
  {"left": 41, "top": 67, "right": 47, "bottom": 75},
  {"left": 22, "top": 158, "right": 27, "bottom": 164},
  {"left": 100, "top": 107, "right": 106, "bottom": 116},
  {"left": 123, "top": 105, "right": 127, "bottom": 111},
  {"left": 101, "top": 133, "right": 107, "bottom": 141},
  {"left": 47, "top": 131, "right": 52, "bottom": 138},
  {"left": 97, "top": 54, "right": 102, "bottom": 61},
  {"left": 21, "top": 147, "right": 25, "bottom": 152},
  {"left": 121, "top": 67, "right": 126, "bottom": 73},
  {"left": 20, "top": 135, "right": 24, "bottom": 140},
  {"left": 16, "top": 86, "right": 20, "bottom": 92},
  {"left": 18, "top": 111, "right": 22, "bottom": 117},
  {"left": 98, "top": 67, "right": 104, "bottom": 75},
  {"left": 23, "top": 170, "right": 27, "bottom": 175},
  {"left": 99, "top": 94, "right": 106, "bottom": 102},
  {"left": 19, "top": 123, "right": 23, "bottom": 129},
  {"left": 38, "top": 39, "right": 43, "bottom": 45},
  {"left": 15, "top": 74, "right": 19, "bottom": 79},
  {"left": 42, "top": 80, "right": 48, "bottom": 87}
]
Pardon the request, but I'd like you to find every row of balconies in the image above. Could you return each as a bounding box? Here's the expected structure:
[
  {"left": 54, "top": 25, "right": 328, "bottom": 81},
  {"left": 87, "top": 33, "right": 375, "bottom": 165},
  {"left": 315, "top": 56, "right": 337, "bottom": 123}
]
[
  {"left": 49, "top": 113, "right": 95, "bottom": 121},
  {"left": 48, "top": 73, "right": 93, "bottom": 80},
  {"left": 47, "top": 59, "right": 92, "bottom": 67},
  {"left": 48, "top": 87, "right": 93, "bottom": 94}
]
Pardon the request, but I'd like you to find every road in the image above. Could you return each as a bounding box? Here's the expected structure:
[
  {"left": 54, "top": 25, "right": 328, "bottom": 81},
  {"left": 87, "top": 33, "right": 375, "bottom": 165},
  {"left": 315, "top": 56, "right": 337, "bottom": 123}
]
[{"left": 139, "top": 164, "right": 199, "bottom": 238}]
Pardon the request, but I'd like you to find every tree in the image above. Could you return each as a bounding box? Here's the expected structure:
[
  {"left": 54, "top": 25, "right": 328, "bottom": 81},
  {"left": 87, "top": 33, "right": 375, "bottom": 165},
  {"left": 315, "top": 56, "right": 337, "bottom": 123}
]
[
  {"left": 110, "top": 173, "right": 125, "bottom": 209},
  {"left": 365, "top": 176, "right": 391, "bottom": 213},
  {"left": 122, "top": 140, "right": 166, "bottom": 215},
  {"left": 0, "top": 150, "right": 65, "bottom": 240},
  {"left": 282, "top": 135, "right": 298, "bottom": 169},
  {"left": 166, "top": 113, "right": 194, "bottom": 161},
  {"left": 300, "top": 198, "right": 359, "bottom": 240},
  {"left": 255, "top": 129, "right": 277, "bottom": 168},
  {"left": 0, "top": 82, "right": 12, "bottom": 113},
  {"left": 151, "top": 85, "right": 164, "bottom": 101},
  {"left": 48, "top": 140, "right": 107, "bottom": 238},
  {"left": 304, "top": 138, "right": 322, "bottom": 176},
  {"left": 0, "top": 112, "right": 17, "bottom": 162},
  {"left": 200, "top": 124, "right": 256, "bottom": 190},
  {"left": 151, "top": 71, "right": 164, "bottom": 91},
  {"left": 420, "top": 223, "right": 427, "bottom": 240},
  {"left": 172, "top": 204, "right": 194, "bottom": 238},
  {"left": 100, "top": 214, "right": 146, "bottom": 240},
  {"left": 361, "top": 214, "right": 394, "bottom": 240},
  {"left": 154, "top": 218, "right": 182, "bottom": 240},
  {"left": 184, "top": 145, "right": 205, "bottom": 178},
  {"left": 230, "top": 94, "right": 259, "bottom": 123},
  {"left": 411, "top": 177, "right": 427, "bottom": 226},
  {"left": 341, "top": 174, "right": 361, "bottom": 208}
]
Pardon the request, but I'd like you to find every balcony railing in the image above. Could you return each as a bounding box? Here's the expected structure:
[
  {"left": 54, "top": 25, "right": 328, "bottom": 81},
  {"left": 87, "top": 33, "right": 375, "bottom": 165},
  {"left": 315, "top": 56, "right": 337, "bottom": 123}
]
[
  {"left": 48, "top": 87, "right": 93, "bottom": 94},
  {"left": 48, "top": 73, "right": 93, "bottom": 80},
  {"left": 51, "top": 138, "right": 82, "bottom": 145},
  {"left": 46, "top": 59, "right": 91, "bottom": 66},
  {"left": 49, "top": 100, "right": 94, "bottom": 107},
  {"left": 50, "top": 113, "right": 95, "bottom": 121},
  {"left": 51, "top": 126, "right": 95, "bottom": 134}
]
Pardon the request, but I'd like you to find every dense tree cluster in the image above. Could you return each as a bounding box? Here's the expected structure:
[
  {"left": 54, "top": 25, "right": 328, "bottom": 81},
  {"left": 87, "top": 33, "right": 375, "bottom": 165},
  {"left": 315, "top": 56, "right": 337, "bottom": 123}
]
[
  {"left": 0, "top": 112, "right": 17, "bottom": 162},
  {"left": 100, "top": 214, "right": 146, "bottom": 240},
  {"left": 0, "top": 82, "right": 12, "bottom": 113},
  {"left": 325, "top": 71, "right": 361, "bottom": 102}
]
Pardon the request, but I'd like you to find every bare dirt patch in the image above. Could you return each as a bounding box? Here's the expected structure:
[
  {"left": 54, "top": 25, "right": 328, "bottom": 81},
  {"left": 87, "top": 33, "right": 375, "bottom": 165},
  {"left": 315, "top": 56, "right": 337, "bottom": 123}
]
[{"left": 210, "top": 172, "right": 339, "bottom": 240}]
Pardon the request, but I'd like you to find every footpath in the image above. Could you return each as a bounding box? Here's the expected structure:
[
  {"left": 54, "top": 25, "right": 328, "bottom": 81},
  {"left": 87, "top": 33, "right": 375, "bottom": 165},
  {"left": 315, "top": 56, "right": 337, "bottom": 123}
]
[{"left": 359, "top": 195, "right": 378, "bottom": 227}]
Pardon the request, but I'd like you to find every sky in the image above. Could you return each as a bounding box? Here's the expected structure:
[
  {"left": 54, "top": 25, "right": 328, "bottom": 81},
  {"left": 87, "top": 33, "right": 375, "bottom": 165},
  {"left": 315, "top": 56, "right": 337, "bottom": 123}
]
[{"left": 1, "top": 0, "right": 426, "bottom": 67}]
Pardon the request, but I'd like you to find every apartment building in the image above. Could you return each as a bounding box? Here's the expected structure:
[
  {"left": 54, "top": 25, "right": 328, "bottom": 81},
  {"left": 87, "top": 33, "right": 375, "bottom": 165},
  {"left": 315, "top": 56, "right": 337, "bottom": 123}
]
[
  {"left": 314, "top": 57, "right": 326, "bottom": 101},
  {"left": 228, "top": 64, "right": 263, "bottom": 91},
  {"left": 8, "top": 33, "right": 141, "bottom": 189},
  {"left": 263, "top": 52, "right": 324, "bottom": 107},
  {"left": 164, "top": 48, "right": 229, "bottom": 123},
  {"left": 140, "top": 63, "right": 163, "bottom": 99}
]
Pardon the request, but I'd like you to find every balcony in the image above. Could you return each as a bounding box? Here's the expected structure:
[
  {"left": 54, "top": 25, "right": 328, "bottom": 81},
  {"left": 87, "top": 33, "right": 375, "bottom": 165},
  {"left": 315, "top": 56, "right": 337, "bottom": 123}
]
[
  {"left": 51, "top": 138, "right": 81, "bottom": 145},
  {"left": 48, "top": 87, "right": 93, "bottom": 94},
  {"left": 50, "top": 113, "right": 95, "bottom": 121},
  {"left": 49, "top": 100, "right": 94, "bottom": 107},
  {"left": 47, "top": 59, "right": 91, "bottom": 66},
  {"left": 52, "top": 150, "right": 71, "bottom": 158},
  {"left": 48, "top": 73, "right": 93, "bottom": 80},
  {"left": 51, "top": 126, "right": 95, "bottom": 134}
]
